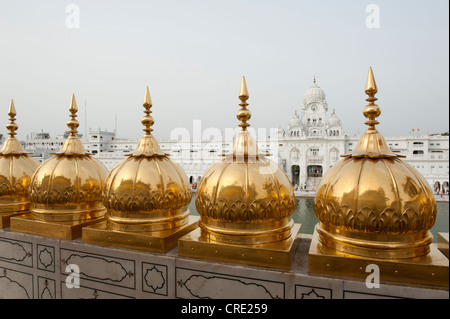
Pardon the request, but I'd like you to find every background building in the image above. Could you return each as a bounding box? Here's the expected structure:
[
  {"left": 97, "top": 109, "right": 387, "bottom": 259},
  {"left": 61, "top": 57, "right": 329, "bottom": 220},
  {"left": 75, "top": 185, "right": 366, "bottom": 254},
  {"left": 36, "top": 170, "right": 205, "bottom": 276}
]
[{"left": 276, "top": 80, "right": 346, "bottom": 191}]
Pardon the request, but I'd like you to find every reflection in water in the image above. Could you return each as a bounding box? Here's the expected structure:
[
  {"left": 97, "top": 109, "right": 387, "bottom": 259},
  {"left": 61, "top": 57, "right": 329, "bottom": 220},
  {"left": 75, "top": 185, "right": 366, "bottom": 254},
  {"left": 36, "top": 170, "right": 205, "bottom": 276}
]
[
  {"left": 188, "top": 195, "right": 448, "bottom": 242},
  {"left": 291, "top": 197, "right": 318, "bottom": 235}
]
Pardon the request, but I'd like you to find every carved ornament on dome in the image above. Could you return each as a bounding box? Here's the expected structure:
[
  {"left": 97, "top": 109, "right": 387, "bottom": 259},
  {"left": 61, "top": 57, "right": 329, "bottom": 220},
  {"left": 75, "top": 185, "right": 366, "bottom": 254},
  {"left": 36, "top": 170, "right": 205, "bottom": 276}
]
[
  {"left": 104, "top": 190, "right": 191, "bottom": 213},
  {"left": 196, "top": 195, "right": 295, "bottom": 223},
  {"left": 30, "top": 185, "right": 103, "bottom": 205},
  {"left": 314, "top": 199, "right": 436, "bottom": 235}
]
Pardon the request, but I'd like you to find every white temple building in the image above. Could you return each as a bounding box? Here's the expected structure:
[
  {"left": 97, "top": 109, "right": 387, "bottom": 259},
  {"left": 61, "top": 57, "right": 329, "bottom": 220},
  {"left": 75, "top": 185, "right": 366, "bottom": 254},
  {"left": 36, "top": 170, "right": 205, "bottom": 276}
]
[{"left": 275, "top": 79, "right": 346, "bottom": 191}]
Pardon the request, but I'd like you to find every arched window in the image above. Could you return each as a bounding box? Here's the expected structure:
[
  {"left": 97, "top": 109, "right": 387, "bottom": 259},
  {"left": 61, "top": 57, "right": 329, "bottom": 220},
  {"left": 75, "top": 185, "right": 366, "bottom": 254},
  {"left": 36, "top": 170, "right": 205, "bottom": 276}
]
[
  {"left": 330, "top": 148, "right": 339, "bottom": 161},
  {"left": 290, "top": 148, "right": 300, "bottom": 161}
]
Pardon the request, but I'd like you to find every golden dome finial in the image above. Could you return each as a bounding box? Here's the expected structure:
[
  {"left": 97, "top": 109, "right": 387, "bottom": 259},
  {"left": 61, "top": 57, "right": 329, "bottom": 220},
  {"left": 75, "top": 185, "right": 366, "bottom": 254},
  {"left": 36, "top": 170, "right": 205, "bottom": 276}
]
[
  {"left": 6, "top": 99, "right": 18, "bottom": 137},
  {"left": 365, "top": 66, "right": 377, "bottom": 94},
  {"left": 313, "top": 75, "right": 316, "bottom": 84},
  {"left": 237, "top": 76, "right": 251, "bottom": 131},
  {"left": 67, "top": 94, "right": 80, "bottom": 136},
  {"left": 144, "top": 85, "right": 152, "bottom": 105},
  {"left": 1, "top": 100, "right": 30, "bottom": 156},
  {"left": 54, "top": 94, "right": 88, "bottom": 156},
  {"left": 343, "top": 67, "right": 397, "bottom": 158},
  {"left": 142, "top": 86, "right": 154, "bottom": 135},
  {"left": 363, "top": 67, "right": 380, "bottom": 130},
  {"left": 125, "top": 87, "right": 164, "bottom": 157}
]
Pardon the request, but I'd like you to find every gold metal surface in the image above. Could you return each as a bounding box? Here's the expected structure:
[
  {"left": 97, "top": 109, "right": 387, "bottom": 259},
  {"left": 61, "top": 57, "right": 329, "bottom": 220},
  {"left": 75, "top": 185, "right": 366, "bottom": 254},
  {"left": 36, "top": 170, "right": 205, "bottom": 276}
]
[
  {"left": 178, "top": 76, "right": 300, "bottom": 269},
  {"left": 0, "top": 100, "right": 40, "bottom": 227},
  {"left": 179, "top": 224, "right": 301, "bottom": 269},
  {"left": 83, "top": 216, "right": 199, "bottom": 253},
  {"left": 82, "top": 87, "right": 194, "bottom": 252},
  {"left": 438, "top": 233, "right": 449, "bottom": 258},
  {"left": 10, "top": 213, "right": 103, "bottom": 240},
  {"left": 10, "top": 94, "right": 108, "bottom": 238},
  {"left": 308, "top": 229, "right": 448, "bottom": 288},
  {"left": 311, "top": 67, "right": 438, "bottom": 263}
]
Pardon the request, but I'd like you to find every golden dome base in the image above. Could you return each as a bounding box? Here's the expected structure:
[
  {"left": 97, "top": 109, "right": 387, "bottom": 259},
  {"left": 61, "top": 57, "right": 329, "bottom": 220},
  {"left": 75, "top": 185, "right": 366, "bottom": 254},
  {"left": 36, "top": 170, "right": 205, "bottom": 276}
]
[
  {"left": 31, "top": 205, "right": 106, "bottom": 223},
  {"left": 82, "top": 215, "right": 199, "bottom": 253},
  {"left": 10, "top": 213, "right": 105, "bottom": 240},
  {"left": 199, "top": 218, "right": 295, "bottom": 246},
  {"left": 178, "top": 223, "right": 301, "bottom": 270},
  {"left": 0, "top": 201, "right": 31, "bottom": 214},
  {"left": 308, "top": 227, "right": 449, "bottom": 288},
  {"left": 316, "top": 223, "right": 433, "bottom": 259},
  {"left": 106, "top": 209, "right": 191, "bottom": 233}
]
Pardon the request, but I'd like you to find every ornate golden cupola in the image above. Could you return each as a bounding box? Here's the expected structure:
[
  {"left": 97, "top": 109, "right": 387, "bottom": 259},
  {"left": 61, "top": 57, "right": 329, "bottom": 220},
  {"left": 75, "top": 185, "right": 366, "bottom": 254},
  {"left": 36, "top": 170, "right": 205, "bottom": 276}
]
[
  {"left": 308, "top": 67, "right": 448, "bottom": 287},
  {"left": 82, "top": 87, "right": 198, "bottom": 253},
  {"left": 10, "top": 94, "right": 108, "bottom": 239},
  {"left": 178, "top": 77, "right": 301, "bottom": 269},
  {"left": 0, "top": 100, "right": 40, "bottom": 228}
]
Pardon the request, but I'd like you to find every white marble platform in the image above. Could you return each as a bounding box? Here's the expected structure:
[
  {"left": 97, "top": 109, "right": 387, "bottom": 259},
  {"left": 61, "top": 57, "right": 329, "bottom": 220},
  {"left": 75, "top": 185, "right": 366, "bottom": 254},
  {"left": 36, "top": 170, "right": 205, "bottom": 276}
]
[{"left": 0, "top": 228, "right": 448, "bottom": 299}]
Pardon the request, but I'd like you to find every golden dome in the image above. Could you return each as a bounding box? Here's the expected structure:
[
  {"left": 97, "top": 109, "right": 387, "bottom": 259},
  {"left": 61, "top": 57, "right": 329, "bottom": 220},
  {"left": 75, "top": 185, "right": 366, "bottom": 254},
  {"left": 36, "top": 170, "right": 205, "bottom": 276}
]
[
  {"left": 195, "top": 77, "right": 296, "bottom": 245},
  {"left": 29, "top": 94, "right": 108, "bottom": 222},
  {"left": 0, "top": 100, "right": 40, "bottom": 216},
  {"left": 314, "top": 67, "right": 436, "bottom": 259},
  {"left": 102, "top": 87, "right": 192, "bottom": 232}
]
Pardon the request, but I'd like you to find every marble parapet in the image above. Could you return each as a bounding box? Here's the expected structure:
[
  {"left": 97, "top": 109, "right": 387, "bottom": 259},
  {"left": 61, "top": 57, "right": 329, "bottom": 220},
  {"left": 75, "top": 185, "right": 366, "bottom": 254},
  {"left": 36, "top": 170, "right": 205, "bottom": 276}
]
[{"left": 0, "top": 228, "right": 448, "bottom": 299}]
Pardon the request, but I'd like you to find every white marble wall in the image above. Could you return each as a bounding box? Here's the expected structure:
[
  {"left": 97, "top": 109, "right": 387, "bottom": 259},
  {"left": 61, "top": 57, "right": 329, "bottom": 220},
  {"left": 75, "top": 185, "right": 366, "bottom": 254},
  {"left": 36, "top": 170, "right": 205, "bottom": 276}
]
[{"left": 0, "top": 229, "right": 448, "bottom": 299}]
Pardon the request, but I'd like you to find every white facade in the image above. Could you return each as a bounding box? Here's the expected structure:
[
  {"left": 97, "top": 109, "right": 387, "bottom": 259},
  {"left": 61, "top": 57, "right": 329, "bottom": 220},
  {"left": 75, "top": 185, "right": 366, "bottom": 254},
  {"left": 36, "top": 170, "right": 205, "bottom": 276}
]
[
  {"left": 275, "top": 81, "right": 346, "bottom": 191},
  {"left": 22, "top": 82, "right": 449, "bottom": 194},
  {"left": 385, "top": 134, "right": 449, "bottom": 194}
]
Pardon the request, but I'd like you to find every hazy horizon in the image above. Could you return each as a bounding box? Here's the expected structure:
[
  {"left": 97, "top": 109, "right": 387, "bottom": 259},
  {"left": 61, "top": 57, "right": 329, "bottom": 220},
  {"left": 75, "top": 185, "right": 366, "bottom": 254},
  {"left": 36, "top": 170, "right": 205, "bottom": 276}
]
[{"left": 1, "top": 0, "right": 448, "bottom": 142}]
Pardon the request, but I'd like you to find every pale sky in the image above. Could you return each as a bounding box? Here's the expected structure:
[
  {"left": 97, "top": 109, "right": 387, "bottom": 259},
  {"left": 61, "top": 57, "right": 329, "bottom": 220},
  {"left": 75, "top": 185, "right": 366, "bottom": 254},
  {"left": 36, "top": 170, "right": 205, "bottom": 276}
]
[{"left": 0, "top": 0, "right": 448, "bottom": 141}]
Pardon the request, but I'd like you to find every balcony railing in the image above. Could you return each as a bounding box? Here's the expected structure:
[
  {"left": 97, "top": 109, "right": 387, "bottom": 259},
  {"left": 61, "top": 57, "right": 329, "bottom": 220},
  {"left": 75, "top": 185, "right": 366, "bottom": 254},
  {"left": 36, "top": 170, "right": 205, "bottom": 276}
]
[{"left": 307, "top": 155, "right": 323, "bottom": 164}]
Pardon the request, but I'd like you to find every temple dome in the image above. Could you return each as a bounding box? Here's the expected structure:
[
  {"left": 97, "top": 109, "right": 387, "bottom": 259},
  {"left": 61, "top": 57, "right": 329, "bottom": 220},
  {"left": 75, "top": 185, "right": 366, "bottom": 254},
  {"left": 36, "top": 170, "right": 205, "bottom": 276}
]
[
  {"left": 102, "top": 87, "right": 192, "bottom": 232},
  {"left": 304, "top": 81, "right": 326, "bottom": 103},
  {"left": 195, "top": 77, "right": 296, "bottom": 245},
  {"left": 29, "top": 95, "right": 108, "bottom": 222},
  {"left": 0, "top": 100, "right": 40, "bottom": 216},
  {"left": 314, "top": 67, "right": 436, "bottom": 259},
  {"left": 327, "top": 109, "right": 341, "bottom": 126},
  {"left": 289, "top": 111, "right": 301, "bottom": 128}
]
